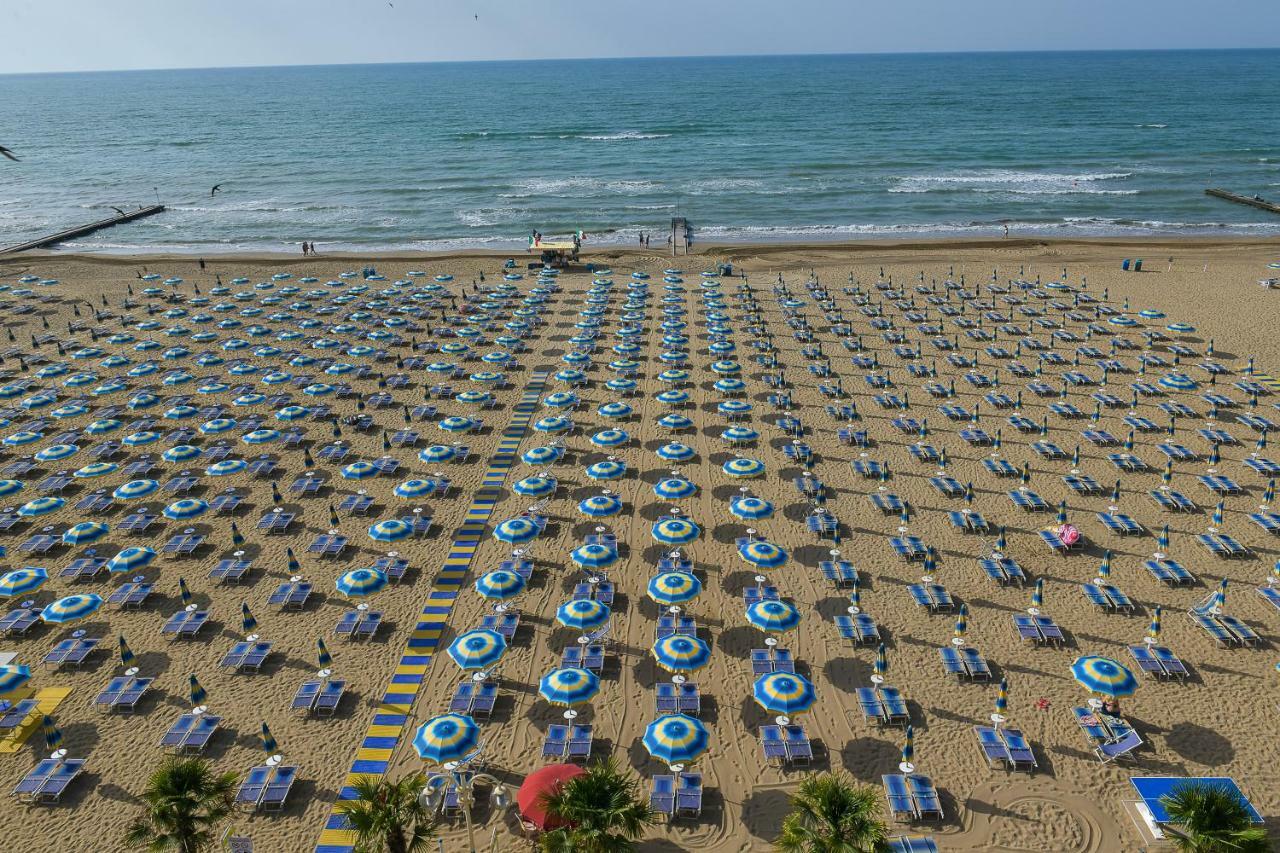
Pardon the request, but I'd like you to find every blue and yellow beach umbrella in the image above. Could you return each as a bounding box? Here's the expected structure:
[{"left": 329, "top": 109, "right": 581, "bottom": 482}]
[
  {"left": 646, "top": 572, "right": 702, "bottom": 605},
  {"left": 901, "top": 725, "right": 914, "bottom": 766},
  {"left": 745, "top": 600, "right": 800, "bottom": 633},
  {"left": 1031, "top": 578, "right": 1044, "bottom": 609},
  {"left": 579, "top": 494, "right": 624, "bottom": 517},
  {"left": 40, "top": 593, "right": 103, "bottom": 624},
  {"left": 335, "top": 567, "right": 388, "bottom": 598},
  {"left": 0, "top": 664, "right": 31, "bottom": 696},
  {"left": 413, "top": 713, "right": 481, "bottom": 764},
  {"left": 875, "top": 643, "right": 888, "bottom": 677},
  {"left": 643, "top": 714, "right": 709, "bottom": 766},
  {"left": 651, "top": 635, "right": 712, "bottom": 673},
  {"left": 475, "top": 570, "right": 526, "bottom": 600},
  {"left": 538, "top": 667, "right": 601, "bottom": 707},
  {"left": 0, "top": 567, "right": 48, "bottom": 597},
  {"left": 240, "top": 602, "right": 258, "bottom": 636},
  {"left": 1148, "top": 606, "right": 1162, "bottom": 642},
  {"left": 752, "top": 672, "right": 817, "bottom": 716},
  {"left": 446, "top": 629, "right": 507, "bottom": 671},
  {"left": 108, "top": 546, "right": 156, "bottom": 573},
  {"left": 1070, "top": 655, "right": 1138, "bottom": 698},
  {"left": 570, "top": 543, "right": 618, "bottom": 569},
  {"left": 42, "top": 715, "right": 62, "bottom": 753},
  {"left": 654, "top": 478, "right": 698, "bottom": 500},
  {"left": 189, "top": 674, "right": 207, "bottom": 707},
  {"left": 652, "top": 518, "right": 700, "bottom": 545},
  {"left": 368, "top": 519, "right": 412, "bottom": 542},
  {"left": 317, "top": 638, "right": 333, "bottom": 668},
  {"left": 739, "top": 540, "right": 788, "bottom": 569},
  {"left": 556, "top": 599, "right": 611, "bottom": 631},
  {"left": 260, "top": 722, "right": 278, "bottom": 755},
  {"left": 954, "top": 603, "right": 968, "bottom": 641},
  {"left": 995, "top": 678, "right": 1009, "bottom": 715}
]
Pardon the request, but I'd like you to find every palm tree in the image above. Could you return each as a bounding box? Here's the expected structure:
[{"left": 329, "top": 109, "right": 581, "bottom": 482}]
[
  {"left": 774, "top": 772, "right": 890, "bottom": 853},
  {"left": 124, "top": 757, "right": 238, "bottom": 853},
  {"left": 342, "top": 773, "right": 437, "bottom": 853},
  {"left": 538, "top": 758, "right": 655, "bottom": 852},
  {"left": 1159, "top": 782, "right": 1270, "bottom": 853}
]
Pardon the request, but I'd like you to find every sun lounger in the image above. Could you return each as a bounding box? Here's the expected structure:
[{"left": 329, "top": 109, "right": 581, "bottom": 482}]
[
  {"left": 543, "top": 724, "right": 569, "bottom": 760},
  {"left": 783, "top": 724, "right": 812, "bottom": 765},
  {"left": 975, "top": 725, "right": 1011, "bottom": 768},
  {"left": 888, "top": 836, "right": 939, "bottom": 853},
  {"left": 1034, "top": 615, "right": 1065, "bottom": 644},
  {"left": 1256, "top": 586, "right": 1280, "bottom": 612},
  {"left": 470, "top": 682, "right": 498, "bottom": 719},
  {"left": 879, "top": 686, "right": 910, "bottom": 726},
  {"left": 94, "top": 676, "right": 131, "bottom": 708},
  {"left": 675, "top": 772, "right": 703, "bottom": 817},
  {"left": 1095, "top": 729, "right": 1142, "bottom": 763},
  {"left": 855, "top": 687, "right": 885, "bottom": 724},
  {"left": 0, "top": 607, "right": 40, "bottom": 637},
  {"left": 354, "top": 611, "right": 382, "bottom": 640},
  {"left": 1001, "top": 728, "right": 1037, "bottom": 771},
  {"left": 334, "top": 610, "right": 359, "bottom": 638},
  {"left": 292, "top": 680, "right": 321, "bottom": 712},
  {"left": 650, "top": 774, "right": 675, "bottom": 817},
  {"left": 960, "top": 647, "right": 992, "bottom": 680},
  {"left": 760, "top": 725, "right": 787, "bottom": 763},
  {"left": 235, "top": 767, "right": 271, "bottom": 808},
  {"left": 1012, "top": 614, "right": 1041, "bottom": 643},
  {"left": 162, "top": 610, "right": 210, "bottom": 639},
  {"left": 1127, "top": 644, "right": 1164, "bottom": 678},
  {"left": 907, "top": 775, "right": 944, "bottom": 819},
  {"left": 12, "top": 759, "right": 60, "bottom": 799},
  {"left": 882, "top": 774, "right": 914, "bottom": 820},
  {"left": 567, "top": 724, "right": 593, "bottom": 762},
  {"left": 180, "top": 715, "right": 220, "bottom": 753},
  {"left": 260, "top": 765, "right": 298, "bottom": 811},
  {"left": 1151, "top": 645, "right": 1189, "bottom": 679},
  {"left": 1217, "top": 614, "right": 1259, "bottom": 645},
  {"left": 770, "top": 648, "right": 795, "bottom": 673},
  {"left": 0, "top": 698, "right": 37, "bottom": 731},
  {"left": 315, "top": 680, "right": 346, "bottom": 716},
  {"left": 1143, "top": 558, "right": 1197, "bottom": 585}
]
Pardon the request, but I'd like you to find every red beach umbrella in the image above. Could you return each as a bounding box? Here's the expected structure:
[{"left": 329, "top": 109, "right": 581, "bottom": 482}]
[{"left": 517, "top": 763, "right": 586, "bottom": 830}]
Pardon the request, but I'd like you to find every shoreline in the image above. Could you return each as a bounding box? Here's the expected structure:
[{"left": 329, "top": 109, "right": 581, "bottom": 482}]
[{"left": 5, "top": 235, "right": 1279, "bottom": 267}]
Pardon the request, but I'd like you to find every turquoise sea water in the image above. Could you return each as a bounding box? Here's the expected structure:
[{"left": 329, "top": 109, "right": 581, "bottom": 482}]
[{"left": 3, "top": 50, "right": 1280, "bottom": 252}]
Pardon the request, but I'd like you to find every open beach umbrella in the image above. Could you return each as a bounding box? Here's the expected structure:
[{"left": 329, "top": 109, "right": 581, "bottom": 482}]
[
  {"left": 746, "top": 599, "right": 801, "bottom": 633},
  {"left": 341, "top": 461, "right": 378, "bottom": 480},
  {"left": 657, "top": 414, "right": 694, "bottom": 431},
  {"left": 164, "top": 499, "right": 209, "bottom": 520},
  {"left": 570, "top": 543, "right": 618, "bottom": 570},
  {"left": 739, "top": 540, "right": 788, "bottom": 569},
  {"left": 513, "top": 475, "right": 556, "bottom": 497},
  {"left": 522, "top": 445, "right": 565, "bottom": 465},
  {"left": 162, "top": 444, "right": 203, "bottom": 463},
  {"left": 0, "top": 664, "right": 31, "bottom": 696},
  {"left": 335, "top": 567, "right": 388, "bottom": 598},
  {"left": 585, "top": 459, "right": 627, "bottom": 481},
  {"left": 722, "top": 457, "right": 766, "bottom": 478},
  {"left": 393, "top": 479, "right": 435, "bottom": 499},
  {"left": 35, "top": 444, "right": 79, "bottom": 462},
  {"left": 206, "top": 459, "right": 247, "bottom": 476},
  {"left": 643, "top": 714, "right": 709, "bottom": 766},
  {"left": 113, "top": 479, "right": 159, "bottom": 500},
  {"left": 647, "top": 571, "right": 702, "bottom": 605},
  {"left": 493, "top": 517, "right": 542, "bottom": 544},
  {"left": 0, "top": 567, "right": 48, "bottom": 597},
  {"left": 107, "top": 546, "right": 156, "bottom": 573},
  {"left": 413, "top": 713, "right": 481, "bottom": 764},
  {"left": 447, "top": 629, "right": 507, "bottom": 671},
  {"left": 721, "top": 426, "right": 759, "bottom": 444},
  {"left": 368, "top": 519, "right": 411, "bottom": 542},
  {"left": 475, "top": 569, "right": 526, "bottom": 600},
  {"left": 63, "top": 521, "right": 109, "bottom": 545},
  {"left": 418, "top": 445, "right": 457, "bottom": 464},
  {"left": 578, "top": 494, "right": 623, "bottom": 517},
  {"left": 40, "top": 593, "right": 104, "bottom": 623},
  {"left": 0, "top": 479, "right": 23, "bottom": 496},
  {"left": 18, "top": 496, "right": 64, "bottom": 517},
  {"left": 1071, "top": 655, "right": 1138, "bottom": 698},
  {"left": 556, "top": 599, "right": 611, "bottom": 631},
  {"left": 753, "top": 672, "right": 817, "bottom": 716},
  {"left": 654, "top": 477, "right": 697, "bottom": 500},
  {"left": 729, "top": 495, "right": 774, "bottom": 520},
  {"left": 652, "top": 518, "right": 700, "bottom": 545},
  {"left": 589, "top": 429, "right": 630, "bottom": 449},
  {"left": 651, "top": 634, "right": 711, "bottom": 673},
  {"left": 656, "top": 442, "right": 696, "bottom": 462},
  {"left": 73, "top": 462, "right": 117, "bottom": 479},
  {"left": 538, "top": 667, "right": 601, "bottom": 707}
]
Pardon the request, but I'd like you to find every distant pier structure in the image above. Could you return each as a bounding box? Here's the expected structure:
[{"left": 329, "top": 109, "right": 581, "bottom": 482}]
[
  {"left": 671, "top": 217, "right": 691, "bottom": 255},
  {"left": 1204, "top": 188, "right": 1280, "bottom": 215},
  {"left": 0, "top": 204, "right": 166, "bottom": 255}
]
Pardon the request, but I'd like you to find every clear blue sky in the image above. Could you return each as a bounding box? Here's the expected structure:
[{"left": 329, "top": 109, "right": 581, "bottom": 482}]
[{"left": 4, "top": 0, "right": 1279, "bottom": 74}]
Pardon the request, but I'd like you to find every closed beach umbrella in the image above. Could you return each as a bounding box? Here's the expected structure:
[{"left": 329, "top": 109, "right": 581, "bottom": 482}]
[
  {"left": 1031, "top": 578, "right": 1044, "bottom": 609},
  {"left": 42, "top": 715, "right": 62, "bottom": 753},
  {"left": 178, "top": 577, "right": 192, "bottom": 607},
  {"left": 995, "top": 679, "right": 1009, "bottom": 716},
  {"left": 475, "top": 569, "right": 526, "bottom": 600},
  {"left": 556, "top": 599, "right": 611, "bottom": 631},
  {"left": 413, "top": 713, "right": 481, "bottom": 764},
  {"left": 260, "top": 722, "right": 278, "bottom": 756},
  {"left": 1070, "top": 655, "right": 1138, "bottom": 698},
  {"left": 1148, "top": 606, "right": 1162, "bottom": 642},
  {"left": 118, "top": 635, "right": 136, "bottom": 669},
  {"left": 739, "top": 540, "right": 788, "bottom": 569},
  {"left": 875, "top": 643, "right": 888, "bottom": 678},
  {"left": 1213, "top": 578, "right": 1228, "bottom": 611},
  {"left": 1213, "top": 500, "right": 1225, "bottom": 528},
  {"left": 646, "top": 571, "right": 702, "bottom": 605},
  {"left": 493, "top": 517, "right": 541, "bottom": 544},
  {"left": 368, "top": 519, "right": 411, "bottom": 542},
  {"left": 643, "top": 714, "right": 709, "bottom": 766},
  {"left": 1157, "top": 524, "right": 1170, "bottom": 552},
  {"left": 240, "top": 602, "right": 258, "bottom": 636},
  {"left": 745, "top": 599, "right": 801, "bottom": 633},
  {"left": 164, "top": 499, "right": 209, "bottom": 520},
  {"left": 447, "top": 629, "right": 507, "bottom": 671},
  {"left": 40, "top": 593, "right": 104, "bottom": 623},
  {"left": 335, "top": 567, "right": 388, "bottom": 598},
  {"left": 578, "top": 494, "right": 624, "bottom": 517},
  {"left": 188, "top": 674, "right": 208, "bottom": 707},
  {"left": 0, "top": 567, "right": 48, "bottom": 597},
  {"left": 63, "top": 522, "right": 109, "bottom": 545},
  {"left": 652, "top": 517, "right": 700, "bottom": 545},
  {"left": 107, "top": 546, "right": 155, "bottom": 573},
  {"left": 753, "top": 672, "right": 817, "bottom": 716},
  {"left": 954, "top": 603, "right": 968, "bottom": 642},
  {"left": 317, "top": 638, "right": 332, "bottom": 668},
  {"left": 538, "top": 667, "right": 600, "bottom": 707},
  {"left": 570, "top": 543, "right": 618, "bottom": 570},
  {"left": 651, "top": 635, "right": 711, "bottom": 673}
]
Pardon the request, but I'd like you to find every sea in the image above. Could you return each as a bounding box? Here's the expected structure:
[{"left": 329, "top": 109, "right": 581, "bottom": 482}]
[{"left": 3, "top": 49, "right": 1280, "bottom": 254}]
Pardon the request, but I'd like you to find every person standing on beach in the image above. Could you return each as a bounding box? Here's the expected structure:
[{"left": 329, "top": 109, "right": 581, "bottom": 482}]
[
  {"left": 302, "top": 242, "right": 309, "bottom": 256},
  {"left": 1003, "top": 224, "right": 1009, "bottom": 239}
]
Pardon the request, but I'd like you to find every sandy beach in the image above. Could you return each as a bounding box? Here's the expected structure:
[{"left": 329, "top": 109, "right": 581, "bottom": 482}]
[{"left": 0, "top": 237, "right": 1278, "bottom": 852}]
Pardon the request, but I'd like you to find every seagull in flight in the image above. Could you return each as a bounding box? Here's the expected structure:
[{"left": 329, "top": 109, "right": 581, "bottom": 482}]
[
  {"left": 210, "top": 184, "right": 223, "bottom": 197},
  {"left": 0, "top": 146, "right": 18, "bottom": 162},
  {"left": 111, "top": 206, "right": 126, "bottom": 216}
]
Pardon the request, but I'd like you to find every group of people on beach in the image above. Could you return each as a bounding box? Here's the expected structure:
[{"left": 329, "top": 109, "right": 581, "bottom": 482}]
[{"left": 301, "top": 241, "right": 318, "bottom": 255}]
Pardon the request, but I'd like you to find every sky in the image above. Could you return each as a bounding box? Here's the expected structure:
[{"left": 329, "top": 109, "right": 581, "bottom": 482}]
[{"left": 3, "top": 0, "right": 1279, "bottom": 74}]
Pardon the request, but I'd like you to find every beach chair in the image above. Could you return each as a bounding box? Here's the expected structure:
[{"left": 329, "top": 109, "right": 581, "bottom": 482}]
[
  {"left": 1034, "top": 615, "right": 1065, "bottom": 645},
  {"left": 771, "top": 648, "right": 796, "bottom": 673},
  {"left": 334, "top": 610, "right": 359, "bottom": 638},
  {"left": 12, "top": 759, "right": 60, "bottom": 801},
  {"left": 655, "top": 682, "right": 679, "bottom": 714},
  {"left": 1039, "top": 529, "right": 1074, "bottom": 555},
  {"left": 1189, "top": 611, "right": 1235, "bottom": 646},
  {"left": 938, "top": 646, "right": 966, "bottom": 678},
  {"left": 315, "top": 680, "right": 346, "bottom": 716},
  {"left": 567, "top": 724, "right": 593, "bottom": 762},
  {"left": 0, "top": 607, "right": 39, "bottom": 637},
  {"left": 1218, "top": 615, "right": 1259, "bottom": 646},
  {"left": 1127, "top": 644, "right": 1164, "bottom": 678},
  {"left": 471, "top": 682, "right": 498, "bottom": 718},
  {"left": 113, "top": 677, "right": 151, "bottom": 712},
  {"left": 1144, "top": 558, "right": 1197, "bottom": 586},
  {"left": 750, "top": 649, "right": 773, "bottom": 675},
  {"left": 907, "top": 585, "right": 933, "bottom": 609},
  {"left": 261, "top": 765, "right": 298, "bottom": 811},
  {"left": 1256, "top": 586, "right": 1280, "bottom": 613},
  {"left": 855, "top": 687, "right": 885, "bottom": 725},
  {"left": 907, "top": 775, "right": 944, "bottom": 820},
  {"left": 650, "top": 775, "right": 675, "bottom": 819},
  {"left": 235, "top": 766, "right": 271, "bottom": 809},
  {"left": 292, "top": 680, "right": 321, "bottom": 712},
  {"left": 181, "top": 715, "right": 220, "bottom": 753},
  {"left": 882, "top": 774, "right": 914, "bottom": 820},
  {"left": 676, "top": 772, "right": 703, "bottom": 817},
  {"left": 1095, "top": 729, "right": 1142, "bottom": 763},
  {"left": 975, "top": 725, "right": 1011, "bottom": 768},
  {"left": 1001, "top": 728, "right": 1037, "bottom": 772},
  {"left": 879, "top": 686, "right": 910, "bottom": 727},
  {"left": 783, "top": 725, "right": 813, "bottom": 765},
  {"left": 542, "top": 724, "right": 569, "bottom": 760},
  {"left": 0, "top": 699, "right": 37, "bottom": 732},
  {"left": 888, "top": 836, "right": 939, "bottom": 853},
  {"left": 1152, "top": 645, "right": 1189, "bottom": 679},
  {"left": 355, "top": 611, "right": 382, "bottom": 639},
  {"left": 93, "top": 676, "right": 130, "bottom": 709},
  {"left": 1012, "top": 614, "right": 1041, "bottom": 643},
  {"left": 32, "top": 759, "right": 86, "bottom": 803},
  {"left": 676, "top": 683, "right": 701, "bottom": 716},
  {"left": 760, "top": 725, "right": 787, "bottom": 764},
  {"left": 160, "top": 713, "right": 198, "bottom": 749}
]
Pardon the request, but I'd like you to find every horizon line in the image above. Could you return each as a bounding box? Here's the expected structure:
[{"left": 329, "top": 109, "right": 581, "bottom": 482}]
[{"left": 3, "top": 45, "right": 1279, "bottom": 78}]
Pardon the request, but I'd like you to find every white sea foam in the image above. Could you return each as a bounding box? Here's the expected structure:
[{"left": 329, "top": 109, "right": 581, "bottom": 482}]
[
  {"left": 571, "top": 131, "right": 672, "bottom": 141},
  {"left": 889, "top": 169, "right": 1137, "bottom": 196}
]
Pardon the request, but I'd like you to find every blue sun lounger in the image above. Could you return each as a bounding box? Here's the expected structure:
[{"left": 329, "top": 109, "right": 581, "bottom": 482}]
[
  {"left": 882, "top": 774, "right": 915, "bottom": 820},
  {"left": 760, "top": 725, "right": 787, "bottom": 763},
  {"left": 650, "top": 774, "right": 675, "bottom": 818},
  {"left": 235, "top": 766, "right": 271, "bottom": 808},
  {"left": 260, "top": 765, "right": 298, "bottom": 811},
  {"left": 888, "top": 836, "right": 938, "bottom": 853},
  {"left": 879, "top": 686, "right": 910, "bottom": 726},
  {"left": 907, "top": 775, "right": 944, "bottom": 819},
  {"left": 292, "top": 680, "right": 322, "bottom": 712},
  {"left": 1151, "top": 645, "right": 1190, "bottom": 679}
]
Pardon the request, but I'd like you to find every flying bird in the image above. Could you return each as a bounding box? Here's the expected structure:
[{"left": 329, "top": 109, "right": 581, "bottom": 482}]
[
  {"left": 111, "top": 206, "right": 126, "bottom": 216},
  {"left": 0, "top": 146, "right": 18, "bottom": 162},
  {"left": 210, "top": 184, "right": 223, "bottom": 197}
]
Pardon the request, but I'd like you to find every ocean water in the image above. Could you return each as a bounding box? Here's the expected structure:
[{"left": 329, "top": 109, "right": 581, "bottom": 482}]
[{"left": 3, "top": 50, "right": 1280, "bottom": 253}]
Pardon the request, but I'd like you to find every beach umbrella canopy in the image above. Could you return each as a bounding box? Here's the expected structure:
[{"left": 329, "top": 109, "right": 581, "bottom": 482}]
[
  {"left": 722, "top": 457, "right": 766, "bottom": 478},
  {"left": 113, "top": 479, "right": 159, "bottom": 500},
  {"left": 578, "top": 494, "right": 624, "bottom": 517},
  {"left": 643, "top": 714, "right": 709, "bottom": 766},
  {"left": 522, "top": 445, "right": 564, "bottom": 465},
  {"left": 62, "top": 521, "right": 109, "bottom": 545},
  {"left": 653, "top": 477, "right": 697, "bottom": 500},
  {"left": 512, "top": 475, "right": 556, "bottom": 497},
  {"left": 107, "top": 546, "right": 156, "bottom": 573},
  {"left": 35, "top": 444, "right": 79, "bottom": 462},
  {"left": 538, "top": 667, "right": 601, "bottom": 707},
  {"left": 393, "top": 479, "right": 435, "bottom": 499},
  {"left": 729, "top": 496, "right": 774, "bottom": 520},
  {"left": 656, "top": 442, "right": 696, "bottom": 462},
  {"left": 335, "top": 567, "right": 388, "bottom": 598},
  {"left": 1071, "top": 655, "right": 1139, "bottom": 698},
  {"left": 18, "top": 497, "right": 65, "bottom": 517},
  {"left": 646, "top": 571, "right": 702, "bottom": 605},
  {"left": 570, "top": 543, "right": 618, "bottom": 569},
  {"left": 341, "top": 461, "right": 379, "bottom": 480},
  {"left": 721, "top": 426, "right": 760, "bottom": 444},
  {"left": 589, "top": 429, "right": 630, "bottom": 448},
  {"left": 418, "top": 445, "right": 457, "bottom": 464},
  {"left": 163, "top": 499, "right": 209, "bottom": 520},
  {"left": 0, "top": 664, "right": 31, "bottom": 696},
  {"left": 205, "top": 459, "right": 247, "bottom": 476},
  {"left": 556, "top": 599, "right": 611, "bottom": 630},
  {"left": 0, "top": 567, "right": 48, "bottom": 597},
  {"left": 745, "top": 599, "right": 801, "bottom": 633},
  {"left": 652, "top": 517, "right": 700, "bottom": 544},
  {"left": 739, "top": 540, "right": 789, "bottom": 569},
  {"left": 40, "top": 593, "right": 104, "bottom": 623},
  {"left": 475, "top": 569, "right": 526, "bottom": 600},
  {"left": 753, "top": 672, "right": 817, "bottom": 716},
  {"left": 493, "top": 517, "right": 542, "bottom": 544},
  {"left": 368, "top": 519, "right": 411, "bottom": 542},
  {"left": 585, "top": 459, "right": 627, "bottom": 481},
  {"left": 0, "top": 479, "right": 23, "bottom": 497},
  {"left": 73, "top": 462, "right": 118, "bottom": 479},
  {"left": 651, "top": 634, "right": 712, "bottom": 673},
  {"left": 447, "top": 629, "right": 507, "bottom": 671},
  {"left": 658, "top": 414, "right": 694, "bottom": 431},
  {"left": 516, "top": 765, "right": 586, "bottom": 831}
]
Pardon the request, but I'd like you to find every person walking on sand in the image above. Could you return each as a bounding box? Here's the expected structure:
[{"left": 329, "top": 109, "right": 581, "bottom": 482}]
[
  {"left": 302, "top": 242, "right": 309, "bottom": 256},
  {"left": 1003, "top": 224, "right": 1009, "bottom": 239}
]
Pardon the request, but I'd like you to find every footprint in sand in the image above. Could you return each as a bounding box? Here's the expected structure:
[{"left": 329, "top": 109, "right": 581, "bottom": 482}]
[{"left": 944, "top": 778, "right": 1122, "bottom": 852}]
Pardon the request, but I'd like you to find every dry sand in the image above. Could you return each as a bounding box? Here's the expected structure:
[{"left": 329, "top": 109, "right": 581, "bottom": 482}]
[{"left": 0, "top": 238, "right": 1278, "bottom": 852}]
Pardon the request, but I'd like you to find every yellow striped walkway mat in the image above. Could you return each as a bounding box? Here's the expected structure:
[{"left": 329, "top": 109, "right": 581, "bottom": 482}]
[
  {"left": 0, "top": 687, "right": 73, "bottom": 754},
  {"left": 1247, "top": 371, "right": 1280, "bottom": 393},
  {"left": 315, "top": 370, "right": 549, "bottom": 853}
]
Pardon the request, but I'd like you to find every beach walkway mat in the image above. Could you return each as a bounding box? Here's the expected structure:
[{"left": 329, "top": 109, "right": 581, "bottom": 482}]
[{"left": 0, "top": 686, "right": 73, "bottom": 753}]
